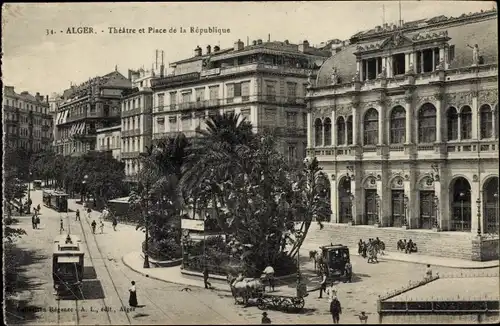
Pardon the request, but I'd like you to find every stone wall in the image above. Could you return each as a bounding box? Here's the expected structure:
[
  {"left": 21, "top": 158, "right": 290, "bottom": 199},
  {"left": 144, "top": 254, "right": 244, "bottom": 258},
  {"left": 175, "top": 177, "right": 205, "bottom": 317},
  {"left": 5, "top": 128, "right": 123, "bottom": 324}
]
[{"left": 304, "top": 223, "right": 498, "bottom": 261}]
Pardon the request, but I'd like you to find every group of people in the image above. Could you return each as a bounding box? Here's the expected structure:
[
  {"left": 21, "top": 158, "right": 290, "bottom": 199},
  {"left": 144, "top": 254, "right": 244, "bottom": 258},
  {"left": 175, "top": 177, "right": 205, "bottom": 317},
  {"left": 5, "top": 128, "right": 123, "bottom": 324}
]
[
  {"left": 75, "top": 206, "right": 117, "bottom": 234},
  {"left": 397, "top": 239, "right": 418, "bottom": 254},
  {"left": 31, "top": 204, "right": 41, "bottom": 229},
  {"left": 358, "top": 237, "right": 385, "bottom": 263}
]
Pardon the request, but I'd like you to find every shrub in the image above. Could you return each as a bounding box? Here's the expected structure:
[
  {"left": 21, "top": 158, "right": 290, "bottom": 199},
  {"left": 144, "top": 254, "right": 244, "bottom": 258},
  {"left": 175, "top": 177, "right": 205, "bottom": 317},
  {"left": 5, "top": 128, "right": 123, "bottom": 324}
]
[{"left": 142, "top": 238, "right": 182, "bottom": 261}]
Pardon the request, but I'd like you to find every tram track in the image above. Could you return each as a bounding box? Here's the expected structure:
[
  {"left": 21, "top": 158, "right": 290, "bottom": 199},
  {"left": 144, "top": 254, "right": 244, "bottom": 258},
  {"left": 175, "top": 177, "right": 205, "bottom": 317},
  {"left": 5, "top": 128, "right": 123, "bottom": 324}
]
[{"left": 75, "top": 215, "right": 132, "bottom": 325}]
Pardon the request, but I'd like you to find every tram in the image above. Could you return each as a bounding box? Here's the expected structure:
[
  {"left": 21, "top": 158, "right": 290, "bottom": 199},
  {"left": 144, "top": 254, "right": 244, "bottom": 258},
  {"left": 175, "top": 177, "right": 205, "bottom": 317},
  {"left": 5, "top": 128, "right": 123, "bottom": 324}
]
[
  {"left": 53, "top": 234, "right": 84, "bottom": 296},
  {"left": 33, "top": 180, "right": 43, "bottom": 190},
  {"left": 42, "top": 190, "right": 69, "bottom": 212}
]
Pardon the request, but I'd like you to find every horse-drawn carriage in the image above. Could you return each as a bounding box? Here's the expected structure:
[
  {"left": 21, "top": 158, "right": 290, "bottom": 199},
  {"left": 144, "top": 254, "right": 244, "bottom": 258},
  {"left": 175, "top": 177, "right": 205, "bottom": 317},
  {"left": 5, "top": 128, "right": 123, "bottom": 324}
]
[
  {"left": 316, "top": 244, "right": 352, "bottom": 283},
  {"left": 227, "top": 274, "right": 307, "bottom": 312}
]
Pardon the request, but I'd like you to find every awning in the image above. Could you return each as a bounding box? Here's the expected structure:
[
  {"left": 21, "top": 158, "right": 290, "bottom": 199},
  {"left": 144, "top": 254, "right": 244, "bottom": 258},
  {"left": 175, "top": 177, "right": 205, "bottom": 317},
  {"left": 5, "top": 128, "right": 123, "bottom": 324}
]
[
  {"left": 57, "top": 256, "right": 80, "bottom": 263},
  {"left": 79, "top": 122, "right": 85, "bottom": 134}
]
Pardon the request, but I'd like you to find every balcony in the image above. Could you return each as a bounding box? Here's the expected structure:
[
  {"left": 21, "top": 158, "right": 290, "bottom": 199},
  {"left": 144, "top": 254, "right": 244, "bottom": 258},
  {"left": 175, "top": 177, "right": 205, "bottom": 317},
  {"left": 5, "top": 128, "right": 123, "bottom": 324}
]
[
  {"left": 122, "top": 107, "right": 142, "bottom": 118},
  {"left": 122, "top": 129, "right": 141, "bottom": 137},
  {"left": 200, "top": 63, "right": 312, "bottom": 79},
  {"left": 150, "top": 72, "right": 201, "bottom": 88},
  {"left": 153, "top": 130, "right": 200, "bottom": 140},
  {"left": 121, "top": 151, "right": 141, "bottom": 159}
]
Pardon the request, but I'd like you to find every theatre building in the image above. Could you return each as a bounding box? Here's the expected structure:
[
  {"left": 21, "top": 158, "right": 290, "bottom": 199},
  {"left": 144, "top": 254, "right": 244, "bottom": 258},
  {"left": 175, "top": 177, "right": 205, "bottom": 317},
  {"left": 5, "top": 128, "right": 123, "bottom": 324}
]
[{"left": 306, "top": 9, "right": 498, "bottom": 260}]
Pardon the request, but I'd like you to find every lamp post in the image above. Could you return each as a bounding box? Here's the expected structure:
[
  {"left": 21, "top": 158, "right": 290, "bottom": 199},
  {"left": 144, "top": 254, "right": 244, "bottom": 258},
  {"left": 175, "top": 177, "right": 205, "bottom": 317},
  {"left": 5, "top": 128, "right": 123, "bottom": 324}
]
[
  {"left": 459, "top": 192, "right": 465, "bottom": 231},
  {"left": 143, "top": 193, "right": 150, "bottom": 269},
  {"left": 348, "top": 191, "right": 355, "bottom": 225},
  {"left": 82, "top": 174, "right": 88, "bottom": 204},
  {"left": 433, "top": 195, "right": 439, "bottom": 230},
  {"left": 27, "top": 171, "right": 33, "bottom": 214},
  {"left": 476, "top": 197, "right": 481, "bottom": 236},
  {"left": 494, "top": 193, "right": 499, "bottom": 235},
  {"left": 374, "top": 193, "right": 381, "bottom": 226},
  {"left": 403, "top": 194, "right": 409, "bottom": 227}
]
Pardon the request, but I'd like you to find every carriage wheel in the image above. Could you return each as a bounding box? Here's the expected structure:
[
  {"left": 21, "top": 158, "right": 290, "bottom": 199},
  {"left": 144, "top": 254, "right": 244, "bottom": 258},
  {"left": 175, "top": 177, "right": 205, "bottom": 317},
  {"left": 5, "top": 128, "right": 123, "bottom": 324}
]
[
  {"left": 293, "top": 297, "right": 305, "bottom": 310},
  {"left": 257, "top": 298, "right": 266, "bottom": 310}
]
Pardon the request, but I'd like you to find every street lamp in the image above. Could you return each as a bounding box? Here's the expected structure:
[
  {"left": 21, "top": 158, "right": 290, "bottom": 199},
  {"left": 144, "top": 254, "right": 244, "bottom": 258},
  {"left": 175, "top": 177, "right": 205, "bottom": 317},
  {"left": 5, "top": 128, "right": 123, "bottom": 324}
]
[
  {"left": 143, "top": 194, "right": 151, "bottom": 269},
  {"left": 433, "top": 195, "right": 439, "bottom": 230},
  {"left": 403, "top": 194, "right": 409, "bottom": 227},
  {"left": 375, "top": 193, "right": 381, "bottom": 225},
  {"left": 27, "top": 171, "right": 33, "bottom": 214},
  {"left": 347, "top": 191, "right": 355, "bottom": 224},
  {"left": 81, "top": 174, "right": 88, "bottom": 203},
  {"left": 476, "top": 197, "right": 482, "bottom": 236}
]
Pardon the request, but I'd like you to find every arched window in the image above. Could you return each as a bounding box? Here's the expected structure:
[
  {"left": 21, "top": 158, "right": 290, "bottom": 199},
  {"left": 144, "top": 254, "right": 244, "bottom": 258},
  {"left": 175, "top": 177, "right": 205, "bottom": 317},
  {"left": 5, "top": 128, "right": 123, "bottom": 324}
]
[
  {"left": 337, "top": 117, "right": 346, "bottom": 145},
  {"left": 324, "top": 118, "right": 332, "bottom": 146},
  {"left": 346, "top": 116, "right": 353, "bottom": 145},
  {"left": 460, "top": 106, "right": 472, "bottom": 139},
  {"left": 480, "top": 104, "right": 493, "bottom": 139},
  {"left": 390, "top": 106, "right": 406, "bottom": 144},
  {"left": 418, "top": 104, "right": 436, "bottom": 143},
  {"left": 314, "top": 118, "right": 323, "bottom": 146},
  {"left": 363, "top": 108, "right": 378, "bottom": 145},
  {"left": 447, "top": 107, "right": 458, "bottom": 140}
]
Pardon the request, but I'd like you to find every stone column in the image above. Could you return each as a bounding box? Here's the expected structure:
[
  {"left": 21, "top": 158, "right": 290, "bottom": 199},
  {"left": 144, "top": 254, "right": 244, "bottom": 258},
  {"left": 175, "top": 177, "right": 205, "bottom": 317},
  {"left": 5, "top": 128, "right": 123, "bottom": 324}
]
[
  {"left": 405, "top": 53, "right": 410, "bottom": 73},
  {"left": 432, "top": 49, "right": 436, "bottom": 71},
  {"left": 378, "top": 106, "right": 384, "bottom": 145},
  {"left": 404, "top": 95, "right": 412, "bottom": 144},
  {"left": 357, "top": 60, "right": 362, "bottom": 81},
  {"left": 420, "top": 51, "right": 424, "bottom": 73},
  {"left": 375, "top": 58, "right": 379, "bottom": 76},
  {"left": 307, "top": 112, "right": 312, "bottom": 147},
  {"left": 433, "top": 176, "right": 444, "bottom": 230},
  {"left": 352, "top": 106, "right": 358, "bottom": 145},
  {"left": 472, "top": 92, "right": 479, "bottom": 139},
  {"left": 332, "top": 109, "right": 337, "bottom": 146},
  {"left": 382, "top": 57, "right": 387, "bottom": 71},
  {"left": 365, "top": 60, "right": 369, "bottom": 81},
  {"left": 434, "top": 92, "right": 443, "bottom": 142},
  {"left": 457, "top": 112, "right": 462, "bottom": 141},
  {"left": 439, "top": 47, "right": 445, "bottom": 64},
  {"left": 403, "top": 178, "right": 412, "bottom": 228},
  {"left": 386, "top": 56, "right": 393, "bottom": 78},
  {"left": 351, "top": 171, "right": 362, "bottom": 225},
  {"left": 412, "top": 52, "right": 418, "bottom": 73},
  {"left": 330, "top": 174, "right": 338, "bottom": 223}
]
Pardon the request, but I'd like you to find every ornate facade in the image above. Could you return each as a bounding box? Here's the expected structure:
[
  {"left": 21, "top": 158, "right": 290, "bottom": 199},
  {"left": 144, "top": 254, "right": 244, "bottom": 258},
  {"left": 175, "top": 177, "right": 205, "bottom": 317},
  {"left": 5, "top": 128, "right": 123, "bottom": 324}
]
[{"left": 307, "top": 9, "right": 498, "bottom": 235}]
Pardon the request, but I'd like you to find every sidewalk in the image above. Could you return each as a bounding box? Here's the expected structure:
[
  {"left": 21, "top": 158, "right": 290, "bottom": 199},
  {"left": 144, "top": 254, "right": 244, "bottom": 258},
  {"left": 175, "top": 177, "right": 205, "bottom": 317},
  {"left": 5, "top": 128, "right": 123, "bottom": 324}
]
[{"left": 301, "top": 243, "right": 499, "bottom": 269}]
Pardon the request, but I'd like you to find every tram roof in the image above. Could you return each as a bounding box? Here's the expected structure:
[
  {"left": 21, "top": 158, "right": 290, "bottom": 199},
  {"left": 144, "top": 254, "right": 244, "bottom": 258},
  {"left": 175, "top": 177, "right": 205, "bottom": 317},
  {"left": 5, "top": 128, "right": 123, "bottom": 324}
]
[{"left": 53, "top": 234, "right": 84, "bottom": 254}]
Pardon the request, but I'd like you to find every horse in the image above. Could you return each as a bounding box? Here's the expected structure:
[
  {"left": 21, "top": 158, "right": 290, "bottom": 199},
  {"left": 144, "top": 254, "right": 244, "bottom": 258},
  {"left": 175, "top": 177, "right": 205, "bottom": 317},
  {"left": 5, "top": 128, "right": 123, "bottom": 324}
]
[
  {"left": 309, "top": 250, "right": 320, "bottom": 272},
  {"left": 226, "top": 274, "right": 263, "bottom": 306}
]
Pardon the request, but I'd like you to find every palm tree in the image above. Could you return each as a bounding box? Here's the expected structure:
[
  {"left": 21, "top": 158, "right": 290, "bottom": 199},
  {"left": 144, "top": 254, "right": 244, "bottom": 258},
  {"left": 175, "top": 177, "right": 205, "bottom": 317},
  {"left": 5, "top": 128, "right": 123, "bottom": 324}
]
[{"left": 180, "top": 112, "right": 256, "bottom": 233}]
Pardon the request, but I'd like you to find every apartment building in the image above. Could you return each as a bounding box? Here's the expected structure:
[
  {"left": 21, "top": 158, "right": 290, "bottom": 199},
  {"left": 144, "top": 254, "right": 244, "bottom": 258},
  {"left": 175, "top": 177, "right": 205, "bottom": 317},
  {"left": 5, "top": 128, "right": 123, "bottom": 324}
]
[
  {"left": 3, "top": 86, "right": 53, "bottom": 152},
  {"left": 96, "top": 125, "right": 121, "bottom": 161},
  {"left": 150, "top": 39, "right": 330, "bottom": 162}
]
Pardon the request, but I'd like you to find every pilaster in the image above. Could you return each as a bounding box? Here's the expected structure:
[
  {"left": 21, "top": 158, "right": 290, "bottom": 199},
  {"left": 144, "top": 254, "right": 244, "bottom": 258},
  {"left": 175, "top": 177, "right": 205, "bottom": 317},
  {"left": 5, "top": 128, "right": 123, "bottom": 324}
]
[
  {"left": 307, "top": 111, "right": 312, "bottom": 147},
  {"left": 352, "top": 97, "right": 360, "bottom": 145},
  {"left": 404, "top": 92, "right": 413, "bottom": 144},
  {"left": 404, "top": 53, "right": 410, "bottom": 73},
  {"left": 332, "top": 109, "right": 337, "bottom": 146},
  {"left": 434, "top": 91, "right": 444, "bottom": 143},
  {"left": 470, "top": 175, "right": 481, "bottom": 234},
  {"left": 330, "top": 173, "right": 338, "bottom": 223},
  {"left": 351, "top": 164, "right": 362, "bottom": 225},
  {"left": 472, "top": 92, "right": 479, "bottom": 139}
]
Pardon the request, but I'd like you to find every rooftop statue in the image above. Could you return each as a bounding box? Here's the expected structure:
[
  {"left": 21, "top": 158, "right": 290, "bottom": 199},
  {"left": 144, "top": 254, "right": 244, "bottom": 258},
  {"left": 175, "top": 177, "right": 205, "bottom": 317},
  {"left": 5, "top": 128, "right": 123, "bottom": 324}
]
[
  {"left": 377, "top": 66, "right": 387, "bottom": 79},
  {"left": 466, "top": 44, "right": 480, "bottom": 66},
  {"left": 352, "top": 70, "right": 360, "bottom": 82}
]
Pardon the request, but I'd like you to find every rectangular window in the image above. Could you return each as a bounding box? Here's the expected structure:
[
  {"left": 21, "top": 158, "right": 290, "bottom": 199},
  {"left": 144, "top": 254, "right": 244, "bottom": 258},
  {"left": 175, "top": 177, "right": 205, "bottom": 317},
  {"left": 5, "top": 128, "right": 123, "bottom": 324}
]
[
  {"left": 226, "top": 84, "right": 235, "bottom": 98},
  {"left": 234, "top": 83, "right": 242, "bottom": 97},
  {"left": 287, "top": 145, "right": 296, "bottom": 162},
  {"left": 170, "top": 92, "right": 177, "bottom": 108},
  {"left": 209, "top": 86, "right": 219, "bottom": 100},
  {"left": 182, "top": 92, "right": 191, "bottom": 103},
  {"left": 157, "top": 93, "right": 165, "bottom": 110},
  {"left": 195, "top": 88, "right": 205, "bottom": 101},
  {"left": 241, "top": 82, "right": 250, "bottom": 101},
  {"left": 266, "top": 82, "right": 276, "bottom": 102},
  {"left": 364, "top": 189, "right": 378, "bottom": 225},
  {"left": 287, "top": 82, "right": 297, "bottom": 100},
  {"left": 286, "top": 112, "right": 297, "bottom": 128},
  {"left": 448, "top": 45, "right": 455, "bottom": 62}
]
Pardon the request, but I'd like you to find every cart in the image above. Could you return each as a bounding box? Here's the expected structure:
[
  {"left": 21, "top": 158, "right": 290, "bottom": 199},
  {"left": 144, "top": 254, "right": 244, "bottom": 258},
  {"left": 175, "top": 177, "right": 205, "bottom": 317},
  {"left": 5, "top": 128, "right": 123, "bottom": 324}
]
[{"left": 255, "top": 275, "right": 307, "bottom": 312}]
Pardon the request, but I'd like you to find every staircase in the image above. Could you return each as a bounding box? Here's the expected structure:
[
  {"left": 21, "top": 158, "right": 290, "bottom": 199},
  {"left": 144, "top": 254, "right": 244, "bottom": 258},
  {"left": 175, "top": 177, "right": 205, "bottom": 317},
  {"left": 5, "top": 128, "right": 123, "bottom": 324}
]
[{"left": 303, "top": 223, "right": 476, "bottom": 260}]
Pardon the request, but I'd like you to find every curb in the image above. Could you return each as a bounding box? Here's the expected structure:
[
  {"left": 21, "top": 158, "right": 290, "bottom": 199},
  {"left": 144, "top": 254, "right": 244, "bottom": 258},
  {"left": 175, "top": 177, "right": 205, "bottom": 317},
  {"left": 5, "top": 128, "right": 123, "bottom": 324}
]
[
  {"left": 303, "top": 246, "right": 499, "bottom": 269},
  {"left": 121, "top": 254, "right": 233, "bottom": 296}
]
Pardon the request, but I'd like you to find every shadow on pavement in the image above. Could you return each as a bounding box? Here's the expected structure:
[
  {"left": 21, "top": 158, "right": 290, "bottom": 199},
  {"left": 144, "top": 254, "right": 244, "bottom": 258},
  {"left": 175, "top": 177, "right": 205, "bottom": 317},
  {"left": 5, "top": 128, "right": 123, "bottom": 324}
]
[
  {"left": 4, "top": 244, "right": 47, "bottom": 325},
  {"left": 81, "top": 280, "right": 106, "bottom": 300},
  {"left": 84, "top": 266, "right": 98, "bottom": 279}
]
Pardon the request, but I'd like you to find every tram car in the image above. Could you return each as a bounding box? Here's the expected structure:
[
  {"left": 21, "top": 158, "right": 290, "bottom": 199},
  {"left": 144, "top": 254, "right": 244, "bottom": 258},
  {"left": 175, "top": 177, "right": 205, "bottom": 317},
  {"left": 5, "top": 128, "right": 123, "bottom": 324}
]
[
  {"left": 53, "top": 234, "right": 84, "bottom": 296},
  {"left": 33, "top": 180, "right": 43, "bottom": 190},
  {"left": 43, "top": 190, "right": 69, "bottom": 212}
]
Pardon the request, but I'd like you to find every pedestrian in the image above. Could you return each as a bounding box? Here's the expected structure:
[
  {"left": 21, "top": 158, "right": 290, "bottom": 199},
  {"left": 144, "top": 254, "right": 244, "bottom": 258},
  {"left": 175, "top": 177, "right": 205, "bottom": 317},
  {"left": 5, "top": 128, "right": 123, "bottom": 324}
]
[
  {"left": 99, "top": 220, "right": 104, "bottom": 234},
  {"left": 60, "top": 217, "right": 64, "bottom": 233},
  {"left": 263, "top": 264, "right": 275, "bottom": 292},
  {"left": 129, "top": 281, "right": 138, "bottom": 307},
  {"left": 91, "top": 220, "right": 97, "bottom": 234},
  {"left": 330, "top": 296, "right": 342, "bottom": 324},
  {"left": 318, "top": 270, "right": 327, "bottom": 299},
  {"left": 32, "top": 214, "right": 37, "bottom": 229},
  {"left": 326, "top": 282, "right": 338, "bottom": 303},
  {"left": 358, "top": 311, "right": 368, "bottom": 324},
  {"left": 425, "top": 264, "right": 433, "bottom": 280},
  {"left": 87, "top": 208, "right": 92, "bottom": 219},
  {"left": 35, "top": 215, "right": 40, "bottom": 229},
  {"left": 261, "top": 311, "right": 271, "bottom": 324},
  {"left": 112, "top": 217, "right": 117, "bottom": 231},
  {"left": 203, "top": 266, "right": 212, "bottom": 289},
  {"left": 344, "top": 261, "right": 352, "bottom": 283},
  {"left": 76, "top": 209, "right": 80, "bottom": 221},
  {"left": 36, "top": 204, "right": 41, "bottom": 213}
]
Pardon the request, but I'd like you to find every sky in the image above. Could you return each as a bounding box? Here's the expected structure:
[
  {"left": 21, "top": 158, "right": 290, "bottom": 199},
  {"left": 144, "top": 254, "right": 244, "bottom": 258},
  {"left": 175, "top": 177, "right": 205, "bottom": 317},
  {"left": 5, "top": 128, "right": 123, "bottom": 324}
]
[{"left": 2, "top": 1, "right": 496, "bottom": 96}]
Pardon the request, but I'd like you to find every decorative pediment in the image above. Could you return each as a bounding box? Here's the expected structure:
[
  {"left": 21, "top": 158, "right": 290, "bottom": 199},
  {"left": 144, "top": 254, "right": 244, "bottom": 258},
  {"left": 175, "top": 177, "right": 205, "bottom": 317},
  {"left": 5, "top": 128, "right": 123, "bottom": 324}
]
[
  {"left": 444, "top": 92, "right": 473, "bottom": 108},
  {"left": 478, "top": 90, "right": 498, "bottom": 105},
  {"left": 336, "top": 104, "right": 351, "bottom": 117},
  {"left": 379, "top": 32, "right": 414, "bottom": 50},
  {"left": 391, "top": 176, "right": 404, "bottom": 189},
  {"left": 363, "top": 176, "right": 377, "bottom": 189}
]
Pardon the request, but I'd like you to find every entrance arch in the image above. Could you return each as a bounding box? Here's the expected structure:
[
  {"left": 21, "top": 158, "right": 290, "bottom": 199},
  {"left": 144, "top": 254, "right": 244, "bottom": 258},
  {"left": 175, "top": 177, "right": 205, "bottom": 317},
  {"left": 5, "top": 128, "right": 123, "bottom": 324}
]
[
  {"left": 390, "top": 177, "right": 405, "bottom": 227},
  {"left": 483, "top": 176, "right": 499, "bottom": 234},
  {"left": 338, "top": 177, "right": 352, "bottom": 223},
  {"left": 418, "top": 176, "right": 435, "bottom": 229},
  {"left": 450, "top": 177, "right": 472, "bottom": 232}
]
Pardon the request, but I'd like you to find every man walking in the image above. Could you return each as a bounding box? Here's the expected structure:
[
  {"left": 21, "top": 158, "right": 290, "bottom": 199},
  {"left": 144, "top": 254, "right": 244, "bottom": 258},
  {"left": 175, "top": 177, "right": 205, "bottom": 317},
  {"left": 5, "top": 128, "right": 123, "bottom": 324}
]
[
  {"left": 318, "top": 271, "right": 327, "bottom": 299},
  {"left": 59, "top": 217, "right": 64, "bottom": 234},
  {"left": 263, "top": 265, "right": 275, "bottom": 292},
  {"left": 330, "top": 296, "right": 342, "bottom": 324},
  {"left": 99, "top": 220, "right": 104, "bottom": 234},
  {"left": 76, "top": 209, "right": 80, "bottom": 221},
  {"left": 425, "top": 264, "right": 433, "bottom": 280},
  {"left": 112, "top": 217, "right": 118, "bottom": 231},
  {"left": 203, "top": 266, "right": 212, "bottom": 289},
  {"left": 91, "top": 220, "right": 97, "bottom": 234}
]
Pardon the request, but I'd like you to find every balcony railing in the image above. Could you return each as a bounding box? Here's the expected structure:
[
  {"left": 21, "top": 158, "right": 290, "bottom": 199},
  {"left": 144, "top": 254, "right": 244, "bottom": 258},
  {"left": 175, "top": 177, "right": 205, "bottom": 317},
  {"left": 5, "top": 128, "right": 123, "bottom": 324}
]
[
  {"left": 122, "top": 107, "right": 142, "bottom": 118},
  {"left": 122, "top": 129, "right": 142, "bottom": 137}
]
